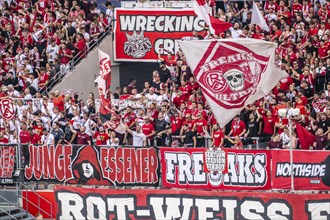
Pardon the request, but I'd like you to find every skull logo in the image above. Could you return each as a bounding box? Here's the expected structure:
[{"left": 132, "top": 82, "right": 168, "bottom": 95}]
[
  {"left": 208, "top": 172, "right": 223, "bottom": 186},
  {"left": 223, "top": 69, "right": 244, "bottom": 92}
]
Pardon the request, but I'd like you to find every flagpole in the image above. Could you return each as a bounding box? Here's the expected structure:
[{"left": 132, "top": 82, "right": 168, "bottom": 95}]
[{"left": 288, "top": 118, "right": 294, "bottom": 191}]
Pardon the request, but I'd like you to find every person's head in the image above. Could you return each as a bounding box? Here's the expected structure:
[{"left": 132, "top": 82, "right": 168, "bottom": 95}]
[
  {"left": 158, "top": 112, "right": 164, "bottom": 120},
  {"left": 80, "top": 126, "right": 86, "bottom": 133},
  {"left": 53, "top": 121, "right": 59, "bottom": 129},
  {"left": 126, "top": 106, "right": 132, "bottom": 113},
  {"left": 136, "top": 125, "right": 142, "bottom": 133},
  {"left": 316, "top": 128, "right": 324, "bottom": 136},
  {"left": 183, "top": 124, "right": 189, "bottom": 131},
  {"left": 234, "top": 115, "right": 240, "bottom": 121},
  {"left": 266, "top": 110, "right": 272, "bottom": 117},
  {"left": 273, "top": 133, "right": 280, "bottom": 142},
  {"left": 42, "top": 128, "right": 48, "bottom": 135},
  {"left": 213, "top": 124, "right": 219, "bottom": 131},
  {"left": 36, "top": 213, "right": 43, "bottom": 220}
]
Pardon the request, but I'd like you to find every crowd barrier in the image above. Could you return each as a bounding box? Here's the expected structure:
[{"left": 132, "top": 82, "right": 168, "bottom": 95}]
[{"left": 1, "top": 144, "right": 329, "bottom": 191}]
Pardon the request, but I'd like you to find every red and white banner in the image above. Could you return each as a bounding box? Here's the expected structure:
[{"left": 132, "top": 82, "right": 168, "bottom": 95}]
[
  {"left": 114, "top": 9, "right": 204, "bottom": 61},
  {"left": 55, "top": 186, "right": 330, "bottom": 220},
  {"left": 272, "top": 150, "right": 330, "bottom": 190},
  {"left": 179, "top": 39, "right": 288, "bottom": 128},
  {"left": 160, "top": 147, "right": 271, "bottom": 190},
  {"left": 0, "top": 145, "right": 15, "bottom": 184},
  {"left": 96, "top": 49, "right": 112, "bottom": 115},
  {"left": 24, "top": 145, "right": 159, "bottom": 186}
]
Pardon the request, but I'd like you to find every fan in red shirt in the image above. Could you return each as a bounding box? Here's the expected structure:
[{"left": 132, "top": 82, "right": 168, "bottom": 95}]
[
  {"left": 182, "top": 113, "right": 195, "bottom": 131},
  {"left": 0, "top": 132, "right": 8, "bottom": 144},
  {"left": 19, "top": 123, "right": 29, "bottom": 144},
  {"left": 292, "top": 0, "right": 302, "bottom": 14},
  {"left": 75, "top": 33, "right": 87, "bottom": 59},
  {"left": 173, "top": 90, "right": 185, "bottom": 108},
  {"left": 94, "top": 127, "right": 109, "bottom": 146},
  {"left": 262, "top": 110, "right": 276, "bottom": 140},
  {"left": 59, "top": 43, "right": 73, "bottom": 65},
  {"left": 123, "top": 106, "right": 137, "bottom": 129},
  {"left": 52, "top": 90, "right": 65, "bottom": 112},
  {"left": 193, "top": 113, "right": 207, "bottom": 136},
  {"left": 38, "top": 68, "right": 49, "bottom": 91},
  {"left": 179, "top": 80, "right": 192, "bottom": 102},
  {"left": 28, "top": 128, "right": 41, "bottom": 144},
  {"left": 228, "top": 115, "right": 246, "bottom": 137},
  {"left": 141, "top": 117, "right": 155, "bottom": 145},
  {"left": 212, "top": 124, "right": 225, "bottom": 147},
  {"left": 170, "top": 111, "right": 182, "bottom": 135}
]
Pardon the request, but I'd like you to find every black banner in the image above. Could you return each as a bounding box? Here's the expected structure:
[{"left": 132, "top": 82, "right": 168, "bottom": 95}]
[
  {"left": 24, "top": 145, "right": 159, "bottom": 186},
  {"left": 0, "top": 145, "right": 16, "bottom": 185}
]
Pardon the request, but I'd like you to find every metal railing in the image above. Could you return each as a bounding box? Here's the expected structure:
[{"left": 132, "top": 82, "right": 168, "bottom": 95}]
[
  {"left": 41, "top": 25, "right": 112, "bottom": 95},
  {"left": 19, "top": 182, "right": 53, "bottom": 219},
  {"left": 0, "top": 194, "right": 19, "bottom": 220}
]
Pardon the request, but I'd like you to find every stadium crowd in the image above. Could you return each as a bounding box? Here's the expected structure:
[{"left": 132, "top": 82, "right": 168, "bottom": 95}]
[{"left": 0, "top": 0, "right": 329, "bottom": 150}]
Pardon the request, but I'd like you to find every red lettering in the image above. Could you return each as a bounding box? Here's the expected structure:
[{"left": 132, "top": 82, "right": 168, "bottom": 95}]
[
  {"left": 123, "top": 148, "right": 132, "bottom": 183},
  {"left": 116, "top": 147, "right": 124, "bottom": 183},
  {"left": 64, "top": 145, "right": 73, "bottom": 180},
  {"left": 141, "top": 148, "right": 148, "bottom": 182},
  {"left": 131, "top": 148, "right": 142, "bottom": 183},
  {"left": 34, "top": 146, "right": 42, "bottom": 180},
  {"left": 55, "top": 145, "right": 64, "bottom": 181},
  {"left": 24, "top": 145, "right": 34, "bottom": 179},
  {"left": 148, "top": 148, "right": 158, "bottom": 183},
  {"left": 42, "top": 145, "right": 54, "bottom": 179},
  {"left": 100, "top": 147, "right": 109, "bottom": 179},
  {"left": 108, "top": 147, "right": 116, "bottom": 182}
]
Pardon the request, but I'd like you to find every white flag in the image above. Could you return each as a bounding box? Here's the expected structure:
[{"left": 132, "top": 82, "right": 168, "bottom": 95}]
[
  {"left": 251, "top": 2, "right": 270, "bottom": 32},
  {"left": 96, "top": 49, "right": 112, "bottom": 115},
  {"left": 179, "top": 39, "right": 288, "bottom": 128}
]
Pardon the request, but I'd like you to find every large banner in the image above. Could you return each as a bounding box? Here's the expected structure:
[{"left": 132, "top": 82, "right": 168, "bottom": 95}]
[
  {"left": 272, "top": 150, "right": 330, "bottom": 190},
  {"left": 24, "top": 145, "right": 159, "bottom": 186},
  {"left": 55, "top": 186, "right": 330, "bottom": 220},
  {"left": 0, "top": 145, "right": 16, "bottom": 184},
  {"left": 160, "top": 147, "right": 271, "bottom": 190},
  {"left": 114, "top": 9, "right": 204, "bottom": 61}
]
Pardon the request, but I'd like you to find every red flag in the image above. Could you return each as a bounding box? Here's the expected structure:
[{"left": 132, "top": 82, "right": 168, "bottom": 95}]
[
  {"left": 295, "top": 122, "right": 315, "bottom": 149},
  {"left": 179, "top": 39, "right": 288, "bottom": 127},
  {"left": 209, "top": 16, "right": 232, "bottom": 35},
  {"left": 194, "top": 0, "right": 231, "bottom": 35}
]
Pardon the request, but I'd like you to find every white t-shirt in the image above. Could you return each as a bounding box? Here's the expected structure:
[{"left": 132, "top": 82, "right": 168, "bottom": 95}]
[
  {"left": 46, "top": 44, "right": 59, "bottom": 62},
  {"left": 132, "top": 131, "right": 146, "bottom": 146},
  {"left": 41, "top": 133, "right": 55, "bottom": 145}
]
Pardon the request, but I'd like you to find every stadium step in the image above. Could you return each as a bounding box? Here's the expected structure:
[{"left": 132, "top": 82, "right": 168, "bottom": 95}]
[{"left": 0, "top": 206, "right": 34, "bottom": 220}]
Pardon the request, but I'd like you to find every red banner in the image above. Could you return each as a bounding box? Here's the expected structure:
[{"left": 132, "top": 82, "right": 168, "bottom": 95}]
[
  {"left": 271, "top": 150, "right": 330, "bottom": 190},
  {"left": 0, "top": 145, "right": 16, "bottom": 184},
  {"left": 114, "top": 9, "right": 204, "bottom": 61},
  {"left": 55, "top": 186, "right": 330, "bottom": 220},
  {"left": 160, "top": 147, "right": 271, "bottom": 190},
  {"left": 24, "top": 145, "right": 159, "bottom": 186}
]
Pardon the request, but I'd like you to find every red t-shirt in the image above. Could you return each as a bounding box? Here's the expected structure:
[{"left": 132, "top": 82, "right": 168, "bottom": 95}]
[
  {"left": 94, "top": 132, "right": 109, "bottom": 146},
  {"left": 194, "top": 119, "right": 207, "bottom": 135},
  {"left": 0, "top": 137, "right": 8, "bottom": 144},
  {"left": 142, "top": 123, "right": 155, "bottom": 139},
  {"left": 53, "top": 96, "right": 65, "bottom": 112},
  {"left": 263, "top": 116, "right": 275, "bottom": 135},
  {"left": 213, "top": 130, "right": 224, "bottom": 147},
  {"left": 124, "top": 112, "right": 137, "bottom": 127},
  {"left": 171, "top": 116, "right": 182, "bottom": 134},
  {"left": 19, "top": 131, "right": 29, "bottom": 144},
  {"left": 77, "top": 132, "right": 90, "bottom": 145},
  {"left": 182, "top": 120, "right": 195, "bottom": 131},
  {"left": 231, "top": 120, "right": 246, "bottom": 136},
  {"left": 30, "top": 134, "right": 41, "bottom": 144}
]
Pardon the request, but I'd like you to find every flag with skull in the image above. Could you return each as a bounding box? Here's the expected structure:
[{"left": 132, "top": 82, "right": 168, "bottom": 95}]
[{"left": 179, "top": 39, "right": 288, "bottom": 128}]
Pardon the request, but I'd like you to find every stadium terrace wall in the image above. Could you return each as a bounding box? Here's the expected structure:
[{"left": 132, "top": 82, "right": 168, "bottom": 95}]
[{"left": 22, "top": 187, "right": 330, "bottom": 219}]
